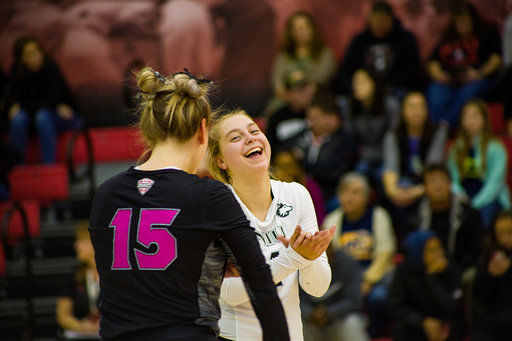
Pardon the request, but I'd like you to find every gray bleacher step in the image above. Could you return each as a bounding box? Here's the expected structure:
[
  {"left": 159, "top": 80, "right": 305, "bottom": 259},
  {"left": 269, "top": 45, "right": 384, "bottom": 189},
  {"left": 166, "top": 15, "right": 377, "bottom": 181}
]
[
  {"left": 40, "top": 220, "right": 79, "bottom": 239},
  {"left": 0, "top": 296, "right": 58, "bottom": 317},
  {"left": 6, "top": 257, "right": 77, "bottom": 277}
]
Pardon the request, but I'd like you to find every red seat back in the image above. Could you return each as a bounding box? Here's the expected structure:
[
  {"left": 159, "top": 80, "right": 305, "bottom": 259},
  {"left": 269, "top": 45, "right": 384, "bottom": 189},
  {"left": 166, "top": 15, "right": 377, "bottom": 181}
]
[
  {"left": 25, "top": 131, "right": 90, "bottom": 164},
  {"left": 90, "top": 127, "right": 146, "bottom": 162},
  {"left": 8, "top": 164, "right": 69, "bottom": 201},
  {"left": 488, "top": 102, "right": 506, "bottom": 135}
]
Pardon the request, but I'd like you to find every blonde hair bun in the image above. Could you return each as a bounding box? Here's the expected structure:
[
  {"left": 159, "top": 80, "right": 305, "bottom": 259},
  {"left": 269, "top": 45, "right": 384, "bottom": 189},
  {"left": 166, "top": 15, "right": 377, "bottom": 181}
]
[
  {"left": 137, "top": 67, "right": 167, "bottom": 100},
  {"left": 172, "top": 73, "right": 208, "bottom": 99}
]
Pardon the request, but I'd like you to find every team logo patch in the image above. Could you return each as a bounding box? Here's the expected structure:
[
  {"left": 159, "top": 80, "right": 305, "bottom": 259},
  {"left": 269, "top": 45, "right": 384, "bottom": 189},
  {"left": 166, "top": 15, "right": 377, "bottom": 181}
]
[
  {"left": 137, "top": 178, "right": 154, "bottom": 196},
  {"left": 276, "top": 203, "right": 293, "bottom": 217}
]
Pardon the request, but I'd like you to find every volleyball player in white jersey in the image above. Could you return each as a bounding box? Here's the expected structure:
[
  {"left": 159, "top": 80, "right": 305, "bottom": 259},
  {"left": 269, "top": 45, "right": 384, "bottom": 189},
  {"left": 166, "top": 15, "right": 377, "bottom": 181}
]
[{"left": 208, "top": 110, "right": 334, "bottom": 341}]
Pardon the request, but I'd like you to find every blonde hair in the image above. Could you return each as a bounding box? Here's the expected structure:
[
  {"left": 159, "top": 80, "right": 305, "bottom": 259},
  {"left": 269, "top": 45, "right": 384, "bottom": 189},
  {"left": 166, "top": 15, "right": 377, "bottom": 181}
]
[
  {"left": 136, "top": 67, "right": 213, "bottom": 158},
  {"left": 207, "top": 109, "right": 253, "bottom": 183}
]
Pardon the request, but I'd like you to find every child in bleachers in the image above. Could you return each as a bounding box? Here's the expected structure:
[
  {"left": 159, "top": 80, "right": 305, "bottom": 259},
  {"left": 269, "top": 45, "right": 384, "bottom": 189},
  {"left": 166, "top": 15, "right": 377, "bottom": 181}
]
[
  {"left": 56, "top": 222, "right": 99, "bottom": 340},
  {"left": 427, "top": 1, "right": 501, "bottom": 127},
  {"left": 447, "top": 100, "right": 511, "bottom": 227},
  {"left": 8, "top": 36, "right": 82, "bottom": 164},
  {"left": 337, "top": 68, "right": 400, "bottom": 185},
  {"left": 472, "top": 210, "right": 512, "bottom": 341},
  {"left": 323, "top": 172, "right": 396, "bottom": 338},
  {"left": 391, "top": 230, "right": 465, "bottom": 341}
]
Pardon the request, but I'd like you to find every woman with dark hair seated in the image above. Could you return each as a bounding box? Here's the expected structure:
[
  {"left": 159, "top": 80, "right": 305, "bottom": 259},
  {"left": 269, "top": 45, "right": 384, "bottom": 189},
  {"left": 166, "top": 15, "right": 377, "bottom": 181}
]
[
  {"left": 8, "top": 36, "right": 82, "bottom": 164},
  {"left": 426, "top": 1, "right": 501, "bottom": 127}
]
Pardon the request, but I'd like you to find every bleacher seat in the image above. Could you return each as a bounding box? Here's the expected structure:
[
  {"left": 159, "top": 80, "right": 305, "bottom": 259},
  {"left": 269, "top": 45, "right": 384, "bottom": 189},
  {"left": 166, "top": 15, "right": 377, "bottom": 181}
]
[
  {"left": 25, "top": 130, "right": 90, "bottom": 165},
  {"left": 89, "top": 126, "right": 145, "bottom": 162},
  {"left": 8, "top": 164, "right": 69, "bottom": 202},
  {"left": 488, "top": 102, "right": 506, "bottom": 135}
]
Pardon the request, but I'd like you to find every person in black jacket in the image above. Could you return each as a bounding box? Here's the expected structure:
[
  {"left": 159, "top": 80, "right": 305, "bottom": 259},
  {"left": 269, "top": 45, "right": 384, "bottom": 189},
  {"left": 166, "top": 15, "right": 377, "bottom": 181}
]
[
  {"left": 408, "top": 164, "right": 483, "bottom": 273},
  {"left": 391, "top": 230, "right": 465, "bottom": 341},
  {"left": 8, "top": 36, "right": 82, "bottom": 164},
  {"left": 472, "top": 211, "right": 512, "bottom": 341},
  {"left": 301, "top": 247, "right": 369, "bottom": 341},
  {"left": 333, "top": 1, "right": 422, "bottom": 98},
  {"left": 284, "top": 91, "right": 358, "bottom": 210}
]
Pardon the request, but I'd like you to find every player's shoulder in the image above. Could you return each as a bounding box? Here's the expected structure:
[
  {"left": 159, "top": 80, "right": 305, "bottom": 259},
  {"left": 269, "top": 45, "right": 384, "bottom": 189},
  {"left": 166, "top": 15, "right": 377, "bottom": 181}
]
[
  {"left": 96, "top": 169, "right": 130, "bottom": 196},
  {"left": 271, "top": 179, "right": 308, "bottom": 198}
]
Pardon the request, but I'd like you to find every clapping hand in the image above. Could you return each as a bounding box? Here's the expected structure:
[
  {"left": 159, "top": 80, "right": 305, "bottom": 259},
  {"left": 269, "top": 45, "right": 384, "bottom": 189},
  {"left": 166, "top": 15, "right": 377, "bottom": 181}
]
[{"left": 277, "top": 225, "right": 335, "bottom": 260}]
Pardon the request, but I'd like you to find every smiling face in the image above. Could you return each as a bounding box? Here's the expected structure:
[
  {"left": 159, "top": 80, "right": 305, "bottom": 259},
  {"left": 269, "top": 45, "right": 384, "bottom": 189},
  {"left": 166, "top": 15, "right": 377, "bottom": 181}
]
[{"left": 215, "top": 113, "right": 271, "bottom": 181}]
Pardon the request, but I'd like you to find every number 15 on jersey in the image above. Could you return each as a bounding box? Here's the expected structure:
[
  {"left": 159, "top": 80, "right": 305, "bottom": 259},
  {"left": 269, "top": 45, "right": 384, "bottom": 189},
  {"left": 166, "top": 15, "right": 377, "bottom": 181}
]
[{"left": 109, "top": 208, "right": 180, "bottom": 270}]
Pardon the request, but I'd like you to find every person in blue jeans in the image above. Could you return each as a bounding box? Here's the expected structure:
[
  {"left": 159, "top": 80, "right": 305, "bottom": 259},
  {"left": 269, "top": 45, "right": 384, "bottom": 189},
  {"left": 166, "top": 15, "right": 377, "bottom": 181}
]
[
  {"left": 426, "top": 2, "right": 501, "bottom": 127},
  {"left": 8, "top": 36, "right": 82, "bottom": 164},
  {"left": 447, "top": 100, "right": 511, "bottom": 228}
]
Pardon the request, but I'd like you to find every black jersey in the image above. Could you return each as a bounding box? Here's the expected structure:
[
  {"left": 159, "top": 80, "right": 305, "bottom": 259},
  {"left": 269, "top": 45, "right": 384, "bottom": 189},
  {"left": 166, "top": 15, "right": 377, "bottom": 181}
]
[{"left": 89, "top": 167, "right": 289, "bottom": 340}]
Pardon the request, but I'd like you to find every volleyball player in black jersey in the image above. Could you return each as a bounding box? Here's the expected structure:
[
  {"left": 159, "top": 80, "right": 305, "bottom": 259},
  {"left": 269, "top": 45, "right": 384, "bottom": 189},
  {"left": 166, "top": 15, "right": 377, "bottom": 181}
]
[{"left": 89, "top": 68, "right": 290, "bottom": 341}]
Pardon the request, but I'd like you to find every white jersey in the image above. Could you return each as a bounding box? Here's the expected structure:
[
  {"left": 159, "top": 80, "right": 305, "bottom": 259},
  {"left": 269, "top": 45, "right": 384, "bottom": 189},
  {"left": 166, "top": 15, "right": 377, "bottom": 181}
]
[{"left": 219, "top": 180, "right": 331, "bottom": 341}]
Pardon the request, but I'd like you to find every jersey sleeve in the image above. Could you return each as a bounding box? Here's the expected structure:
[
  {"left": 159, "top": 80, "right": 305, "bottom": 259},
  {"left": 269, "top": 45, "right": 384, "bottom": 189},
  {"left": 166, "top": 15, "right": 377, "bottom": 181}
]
[
  {"left": 220, "top": 245, "right": 314, "bottom": 306},
  {"left": 295, "top": 183, "right": 331, "bottom": 297},
  {"left": 204, "top": 181, "right": 290, "bottom": 340}
]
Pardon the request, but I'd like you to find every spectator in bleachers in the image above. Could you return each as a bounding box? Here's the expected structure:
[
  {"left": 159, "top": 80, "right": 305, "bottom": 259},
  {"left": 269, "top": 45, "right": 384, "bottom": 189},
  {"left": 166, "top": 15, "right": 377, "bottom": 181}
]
[
  {"left": 447, "top": 100, "right": 511, "bottom": 228},
  {"left": 410, "top": 164, "right": 483, "bottom": 274},
  {"left": 501, "top": 6, "right": 512, "bottom": 135},
  {"left": 266, "top": 69, "right": 316, "bottom": 150},
  {"left": 0, "top": 61, "right": 10, "bottom": 136},
  {"left": 472, "top": 210, "right": 512, "bottom": 341},
  {"left": 391, "top": 230, "right": 465, "bottom": 341},
  {"left": 383, "top": 92, "right": 447, "bottom": 211},
  {"left": 323, "top": 172, "right": 396, "bottom": 338},
  {"left": 272, "top": 147, "right": 326, "bottom": 225},
  {"left": 301, "top": 247, "right": 370, "bottom": 341},
  {"left": 426, "top": 1, "right": 502, "bottom": 127},
  {"left": 8, "top": 36, "right": 82, "bottom": 164},
  {"left": 268, "top": 11, "right": 336, "bottom": 114},
  {"left": 0, "top": 142, "right": 22, "bottom": 202},
  {"left": 284, "top": 91, "right": 358, "bottom": 210},
  {"left": 56, "top": 222, "right": 99, "bottom": 340},
  {"left": 337, "top": 67, "right": 400, "bottom": 184},
  {"left": 333, "top": 1, "right": 422, "bottom": 98}
]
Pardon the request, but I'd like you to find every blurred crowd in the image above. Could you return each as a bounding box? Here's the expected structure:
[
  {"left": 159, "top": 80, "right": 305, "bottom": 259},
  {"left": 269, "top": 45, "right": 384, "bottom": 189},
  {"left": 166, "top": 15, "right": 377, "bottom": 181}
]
[{"left": 1, "top": 0, "right": 512, "bottom": 340}]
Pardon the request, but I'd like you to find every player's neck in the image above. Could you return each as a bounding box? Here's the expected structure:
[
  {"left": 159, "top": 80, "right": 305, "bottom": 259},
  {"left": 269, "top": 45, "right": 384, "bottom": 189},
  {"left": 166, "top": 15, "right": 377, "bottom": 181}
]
[
  {"left": 232, "top": 173, "right": 272, "bottom": 221},
  {"left": 138, "top": 139, "right": 199, "bottom": 174}
]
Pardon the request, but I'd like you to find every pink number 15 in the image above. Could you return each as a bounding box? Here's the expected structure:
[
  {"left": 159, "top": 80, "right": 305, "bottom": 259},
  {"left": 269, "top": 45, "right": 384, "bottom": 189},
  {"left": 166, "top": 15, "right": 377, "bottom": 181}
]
[{"left": 109, "top": 208, "right": 180, "bottom": 270}]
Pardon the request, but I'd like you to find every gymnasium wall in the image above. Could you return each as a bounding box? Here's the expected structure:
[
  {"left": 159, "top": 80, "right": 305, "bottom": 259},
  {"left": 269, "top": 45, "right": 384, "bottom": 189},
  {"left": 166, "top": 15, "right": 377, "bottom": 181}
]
[{"left": 0, "top": 0, "right": 509, "bottom": 126}]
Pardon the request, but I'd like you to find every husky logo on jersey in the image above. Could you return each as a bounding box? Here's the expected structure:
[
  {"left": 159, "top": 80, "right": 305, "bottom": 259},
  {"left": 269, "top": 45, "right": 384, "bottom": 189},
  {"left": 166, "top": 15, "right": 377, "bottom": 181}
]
[
  {"left": 255, "top": 225, "right": 285, "bottom": 247},
  {"left": 276, "top": 203, "right": 293, "bottom": 217},
  {"left": 137, "top": 178, "right": 154, "bottom": 196}
]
